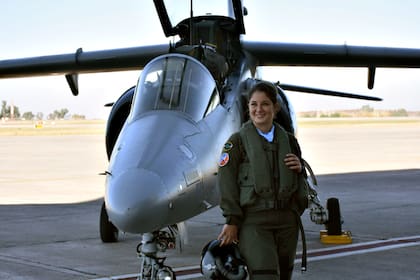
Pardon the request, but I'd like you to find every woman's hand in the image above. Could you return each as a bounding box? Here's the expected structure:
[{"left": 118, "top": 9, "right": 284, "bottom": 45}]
[
  {"left": 218, "top": 224, "right": 239, "bottom": 246},
  {"left": 284, "top": 153, "right": 302, "bottom": 173}
]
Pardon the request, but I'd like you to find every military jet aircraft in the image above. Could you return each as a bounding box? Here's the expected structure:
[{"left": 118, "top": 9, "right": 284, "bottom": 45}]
[{"left": 2, "top": 0, "right": 420, "bottom": 279}]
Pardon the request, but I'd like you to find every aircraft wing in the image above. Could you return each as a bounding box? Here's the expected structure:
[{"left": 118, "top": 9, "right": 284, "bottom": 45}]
[
  {"left": 242, "top": 41, "right": 420, "bottom": 68},
  {"left": 0, "top": 44, "right": 169, "bottom": 79},
  {"left": 2, "top": 41, "right": 420, "bottom": 95},
  {"left": 3, "top": 42, "right": 420, "bottom": 80}
]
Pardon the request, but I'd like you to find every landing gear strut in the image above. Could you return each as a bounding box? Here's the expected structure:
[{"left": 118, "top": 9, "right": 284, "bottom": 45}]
[
  {"left": 136, "top": 229, "right": 177, "bottom": 280},
  {"left": 303, "top": 160, "right": 352, "bottom": 244}
]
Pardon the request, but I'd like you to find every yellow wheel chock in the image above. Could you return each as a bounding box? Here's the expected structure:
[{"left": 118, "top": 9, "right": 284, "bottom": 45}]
[{"left": 320, "top": 229, "right": 352, "bottom": 244}]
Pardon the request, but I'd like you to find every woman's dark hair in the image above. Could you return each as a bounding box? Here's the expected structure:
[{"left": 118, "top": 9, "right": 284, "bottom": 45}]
[{"left": 248, "top": 81, "right": 278, "bottom": 105}]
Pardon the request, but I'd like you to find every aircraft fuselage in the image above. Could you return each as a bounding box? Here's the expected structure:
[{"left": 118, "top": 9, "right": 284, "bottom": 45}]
[{"left": 105, "top": 53, "right": 251, "bottom": 233}]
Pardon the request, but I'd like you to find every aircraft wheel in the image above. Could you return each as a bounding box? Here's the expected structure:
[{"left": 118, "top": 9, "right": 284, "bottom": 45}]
[
  {"left": 326, "top": 197, "right": 342, "bottom": 235},
  {"left": 157, "top": 266, "right": 176, "bottom": 280},
  {"left": 100, "top": 201, "right": 119, "bottom": 243}
]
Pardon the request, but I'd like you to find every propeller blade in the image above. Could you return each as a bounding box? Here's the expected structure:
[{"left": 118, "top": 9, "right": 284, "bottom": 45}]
[{"left": 279, "top": 83, "right": 382, "bottom": 101}]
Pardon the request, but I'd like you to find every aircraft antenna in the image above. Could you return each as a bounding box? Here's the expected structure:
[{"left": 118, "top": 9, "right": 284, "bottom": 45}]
[{"left": 189, "top": 0, "right": 193, "bottom": 45}]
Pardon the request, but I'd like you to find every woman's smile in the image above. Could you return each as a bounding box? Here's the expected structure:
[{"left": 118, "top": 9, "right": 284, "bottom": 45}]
[{"left": 249, "top": 90, "right": 277, "bottom": 132}]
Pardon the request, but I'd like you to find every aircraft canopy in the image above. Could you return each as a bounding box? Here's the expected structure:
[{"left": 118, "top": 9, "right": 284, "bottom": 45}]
[
  {"left": 164, "top": 0, "right": 236, "bottom": 24},
  {"left": 155, "top": 0, "right": 245, "bottom": 37},
  {"left": 130, "top": 54, "right": 219, "bottom": 122}
]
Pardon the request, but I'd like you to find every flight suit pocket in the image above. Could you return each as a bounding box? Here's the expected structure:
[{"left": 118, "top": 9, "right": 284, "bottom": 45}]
[{"left": 238, "top": 163, "right": 257, "bottom": 207}]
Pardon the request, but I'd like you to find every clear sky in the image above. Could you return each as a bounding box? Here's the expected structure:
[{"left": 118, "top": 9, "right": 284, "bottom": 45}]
[{"left": 1, "top": 0, "right": 420, "bottom": 119}]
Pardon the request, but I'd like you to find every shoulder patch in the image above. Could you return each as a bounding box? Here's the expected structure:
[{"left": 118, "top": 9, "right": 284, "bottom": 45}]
[
  {"left": 218, "top": 152, "right": 230, "bottom": 167},
  {"left": 223, "top": 141, "right": 233, "bottom": 152}
]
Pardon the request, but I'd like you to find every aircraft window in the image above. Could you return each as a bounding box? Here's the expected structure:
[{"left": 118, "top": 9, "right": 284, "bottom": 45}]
[
  {"left": 163, "top": 0, "right": 233, "bottom": 26},
  {"left": 156, "top": 59, "right": 184, "bottom": 109},
  {"left": 204, "top": 89, "right": 220, "bottom": 117},
  {"left": 130, "top": 54, "right": 218, "bottom": 122}
]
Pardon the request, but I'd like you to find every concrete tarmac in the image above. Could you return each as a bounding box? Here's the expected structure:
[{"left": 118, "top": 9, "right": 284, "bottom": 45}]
[{"left": 1, "top": 120, "right": 419, "bottom": 279}]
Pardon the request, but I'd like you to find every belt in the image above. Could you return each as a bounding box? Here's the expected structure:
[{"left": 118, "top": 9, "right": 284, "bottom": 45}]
[{"left": 244, "top": 198, "right": 291, "bottom": 212}]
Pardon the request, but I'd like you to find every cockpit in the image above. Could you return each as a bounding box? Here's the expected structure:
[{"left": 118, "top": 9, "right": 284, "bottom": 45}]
[
  {"left": 130, "top": 54, "right": 220, "bottom": 122},
  {"left": 154, "top": 0, "right": 245, "bottom": 43},
  {"left": 162, "top": 0, "right": 235, "bottom": 26}
]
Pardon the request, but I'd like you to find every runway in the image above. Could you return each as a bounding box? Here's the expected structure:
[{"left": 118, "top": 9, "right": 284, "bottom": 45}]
[{"left": 0, "top": 119, "right": 419, "bottom": 279}]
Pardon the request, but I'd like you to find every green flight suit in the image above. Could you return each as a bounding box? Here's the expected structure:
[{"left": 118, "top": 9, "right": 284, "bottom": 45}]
[{"left": 218, "top": 121, "right": 305, "bottom": 280}]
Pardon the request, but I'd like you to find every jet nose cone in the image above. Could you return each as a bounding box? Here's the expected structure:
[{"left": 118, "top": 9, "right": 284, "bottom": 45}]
[{"left": 106, "top": 168, "right": 168, "bottom": 233}]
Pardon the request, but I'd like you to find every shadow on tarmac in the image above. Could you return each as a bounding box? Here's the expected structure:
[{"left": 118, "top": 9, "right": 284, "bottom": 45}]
[{"left": 1, "top": 169, "right": 419, "bottom": 279}]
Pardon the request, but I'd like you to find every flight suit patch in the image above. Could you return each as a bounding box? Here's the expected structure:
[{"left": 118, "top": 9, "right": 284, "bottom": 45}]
[
  {"left": 223, "top": 141, "right": 233, "bottom": 152},
  {"left": 218, "top": 152, "right": 230, "bottom": 167}
]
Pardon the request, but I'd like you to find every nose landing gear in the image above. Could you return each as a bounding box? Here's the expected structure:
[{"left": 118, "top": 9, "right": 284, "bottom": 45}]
[{"left": 136, "top": 229, "right": 178, "bottom": 280}]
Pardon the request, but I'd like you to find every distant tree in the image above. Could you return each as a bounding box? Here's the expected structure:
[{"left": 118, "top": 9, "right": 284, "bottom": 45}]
[
  {"left": 71, "top": 114, "right": 86, "bottom": 120},
  {"left": 361, "top": 105, "right": 374, "bottom": 113},
  {"left": 390, "top": 108, "right": 408, "bottom": 117},
  {"left": 0, "top": 101, "right": 20, "bottom": 119},
  {"left": 48, "top": 108, "right": 69, "bottom": 119},
  {"left": 300, "top": 112, "right": 317, "bottom": 118},
  {"left": 57, "top": 108, "right": 69, "bottom": 119},
  {"left": 22, "top": 112, "right": 35, "bottom": 120},
  {"left": 11, "top": 105, "right": 20, "bottom": 119},
  {"left": 1, "top": 101, "right": 6, "bottom": 118},
  {"left": 36, "top": 112, "right": 44, "bottom": 120}
]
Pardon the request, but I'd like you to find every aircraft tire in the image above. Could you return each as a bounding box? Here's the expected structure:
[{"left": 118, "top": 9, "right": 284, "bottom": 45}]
[
  {"left": 326, "top": 197, "right": 342, "bottom": 235},
  {"left": 159, "top": 266, "right": 176, "bottom": 280},
  {"left": 100, "top": 201, "right": 119, "bottom": 243}
]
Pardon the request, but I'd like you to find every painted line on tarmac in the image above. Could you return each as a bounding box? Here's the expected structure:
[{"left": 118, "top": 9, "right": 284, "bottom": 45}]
[
  {"left": 0, "top": 254, "right": 97, "bottom": 277},
  {"left": 92, "top": 265, "right": 202, "bottom": 280},
  {"left": 94, "top": 235, "right": 420, "bottom": 280},
  {"left": 296, "top": 235, "right": 420, "bottom": 264}
]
